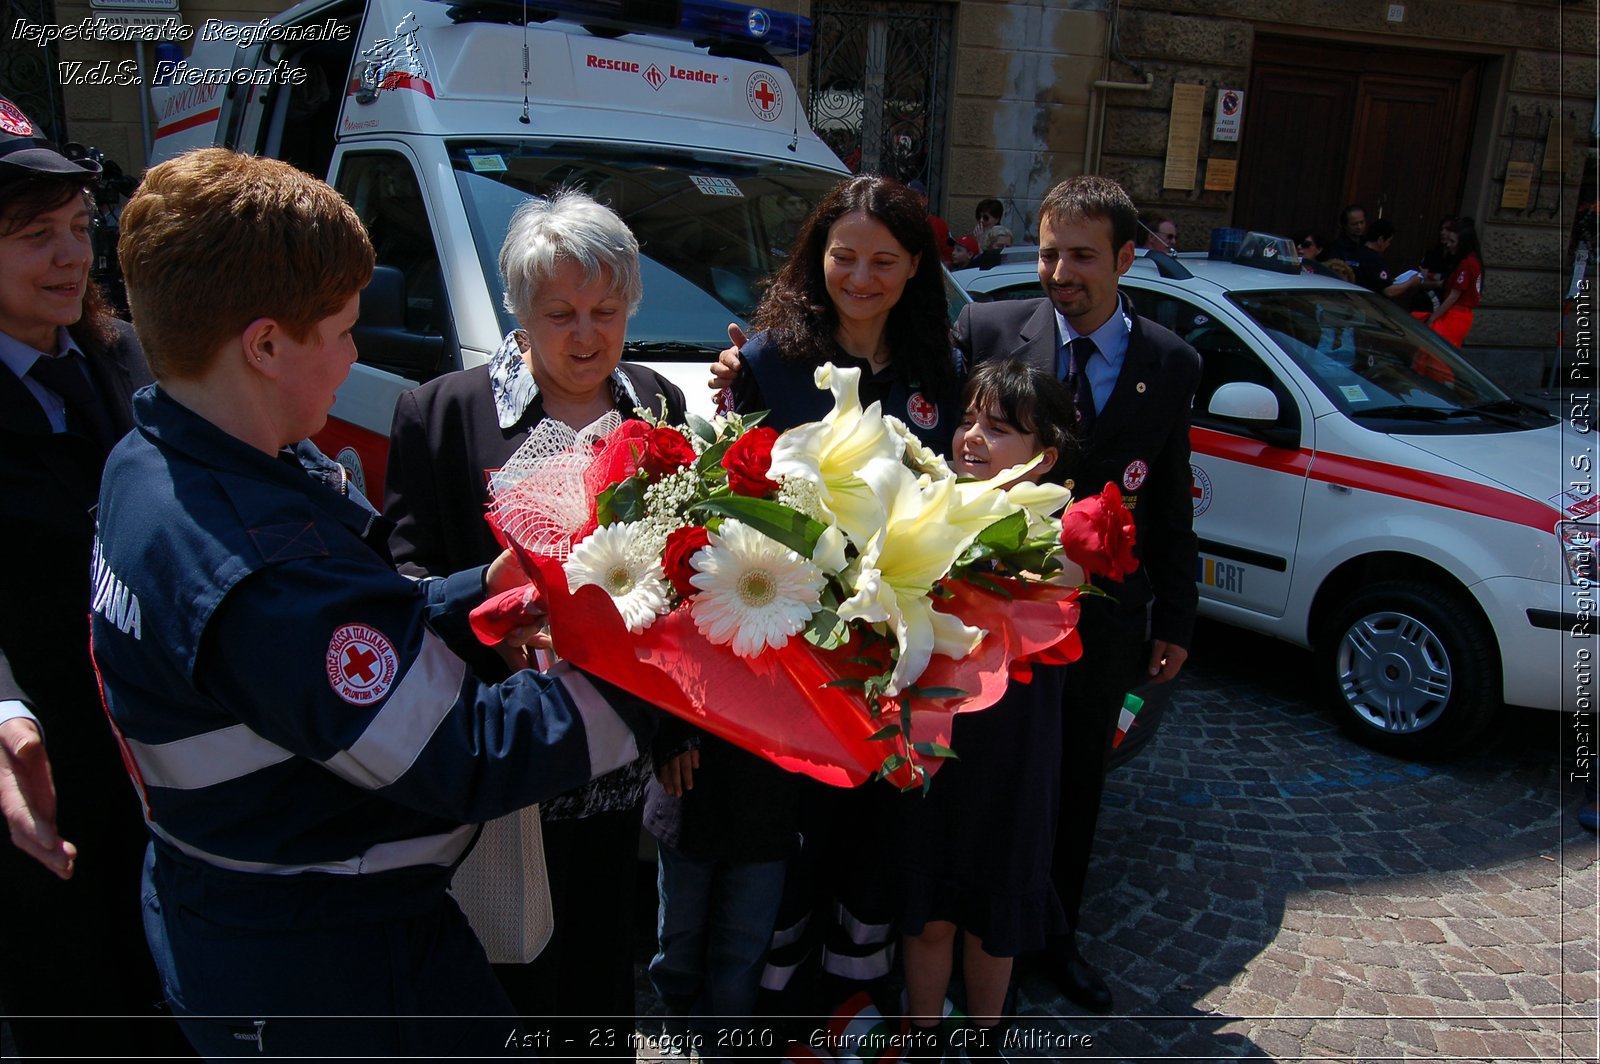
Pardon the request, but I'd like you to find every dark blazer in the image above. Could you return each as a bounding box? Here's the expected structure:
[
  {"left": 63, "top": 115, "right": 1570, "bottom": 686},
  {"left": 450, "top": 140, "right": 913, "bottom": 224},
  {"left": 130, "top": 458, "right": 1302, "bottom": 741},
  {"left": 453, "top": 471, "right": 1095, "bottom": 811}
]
[
  {"left": 0, "top": 318, "right": 147, "bottom": 743},
  {"left": 955, "top": 294, "right": 1200, "bottom": 649},
  {"left": 0, "top": 319, "right": 178, "bottom": 1045},
  {"left": 385, "top": 360, "right": 687, "bottom": 581}
]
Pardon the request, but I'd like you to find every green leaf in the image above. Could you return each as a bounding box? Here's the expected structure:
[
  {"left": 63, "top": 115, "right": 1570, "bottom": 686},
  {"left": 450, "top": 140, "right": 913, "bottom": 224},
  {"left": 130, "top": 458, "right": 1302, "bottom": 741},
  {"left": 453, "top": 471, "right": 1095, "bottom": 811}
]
[
  {"left": 803, "top": 608, "right": 850, "bottom": 649},
  {"left": 906, "top": 685, "right": 967, "bottom": 700},
  {"left": 911, "top": 741, "right": 959, "bottom": 759},
  {"left": 685, "top": 411, "right": 717, "bottom": 444},
  {"left": 974, "top": 510, "right": 1029, "bottom": 553},
  {"left": 687, "top": 496, "right": 827, "bottom": 557},
  {"left": 876, "top": 753, "right": 908, "bottom": 777},
  {"left": 866, "top": 724, "right": 901, "bottom": 741},
  {"left": 695, "top": 438, "right": 734, "bottom": 475}
]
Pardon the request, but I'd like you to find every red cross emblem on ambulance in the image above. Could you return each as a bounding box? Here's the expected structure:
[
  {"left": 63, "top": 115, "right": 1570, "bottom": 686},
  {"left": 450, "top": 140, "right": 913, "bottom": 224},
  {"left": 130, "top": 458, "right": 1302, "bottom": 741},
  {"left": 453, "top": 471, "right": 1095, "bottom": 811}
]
[{"left": 747, "top": 71, "right": 782, "bottom": 122}]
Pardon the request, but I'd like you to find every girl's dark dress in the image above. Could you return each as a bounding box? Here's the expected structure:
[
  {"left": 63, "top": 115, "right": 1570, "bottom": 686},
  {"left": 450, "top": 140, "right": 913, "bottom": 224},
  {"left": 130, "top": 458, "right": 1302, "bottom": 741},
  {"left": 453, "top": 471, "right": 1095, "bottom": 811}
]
[{"left": 897, "top": 663, "right": 1069, "bottom": 957}]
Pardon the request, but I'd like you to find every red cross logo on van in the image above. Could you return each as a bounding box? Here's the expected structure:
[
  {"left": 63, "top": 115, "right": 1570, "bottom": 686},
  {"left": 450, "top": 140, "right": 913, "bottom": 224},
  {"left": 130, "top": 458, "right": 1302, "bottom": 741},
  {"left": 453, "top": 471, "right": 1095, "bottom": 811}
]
[{"left": 747, "top": 71, "right": 782, "bottom": 122}]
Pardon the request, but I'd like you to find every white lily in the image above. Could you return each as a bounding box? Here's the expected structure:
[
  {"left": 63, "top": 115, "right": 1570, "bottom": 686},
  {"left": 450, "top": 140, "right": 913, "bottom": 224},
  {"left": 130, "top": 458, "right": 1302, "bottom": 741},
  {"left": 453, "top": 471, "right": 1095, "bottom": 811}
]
[
  {"left": 836, "top": 457, "right": 986, "bottom": 694},
  {"left": 768, "top": 365, "right": 903, "bottom": 545}
]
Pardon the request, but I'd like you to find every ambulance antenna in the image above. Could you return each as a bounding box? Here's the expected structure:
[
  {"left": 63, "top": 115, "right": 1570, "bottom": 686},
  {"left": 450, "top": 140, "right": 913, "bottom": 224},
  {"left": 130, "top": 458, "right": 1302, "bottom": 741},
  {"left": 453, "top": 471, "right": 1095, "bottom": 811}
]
[
  {"left": 787, "top": 32, "right": 799, "bottom": 151},
  {"left": 519, "top": 0, "right": 532, "bottom": 123}
]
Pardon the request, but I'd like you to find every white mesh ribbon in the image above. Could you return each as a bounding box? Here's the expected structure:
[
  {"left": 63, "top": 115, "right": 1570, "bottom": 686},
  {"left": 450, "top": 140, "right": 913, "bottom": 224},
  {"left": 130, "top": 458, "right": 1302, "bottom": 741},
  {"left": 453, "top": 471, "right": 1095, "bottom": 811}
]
[{"left": 487, "top": 411, "right": 622, "bottom": 562}]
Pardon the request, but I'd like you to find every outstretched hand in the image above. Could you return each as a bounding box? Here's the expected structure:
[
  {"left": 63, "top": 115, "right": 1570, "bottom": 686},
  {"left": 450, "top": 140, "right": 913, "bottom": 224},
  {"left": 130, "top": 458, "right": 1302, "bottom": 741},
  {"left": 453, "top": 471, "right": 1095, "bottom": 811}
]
[{"left": 0, "top": 718, "right": 76, "bottom": 879}]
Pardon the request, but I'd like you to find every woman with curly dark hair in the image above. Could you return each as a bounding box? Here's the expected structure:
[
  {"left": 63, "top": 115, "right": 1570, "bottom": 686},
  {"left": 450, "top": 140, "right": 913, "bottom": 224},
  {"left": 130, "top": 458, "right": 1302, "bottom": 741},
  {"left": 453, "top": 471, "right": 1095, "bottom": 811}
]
[
  {"left": 703, "top": 175, "right": 965, "bottom": 1033},
  {"left": 721, "top": 173, "right": 962, "bottom": 451}
]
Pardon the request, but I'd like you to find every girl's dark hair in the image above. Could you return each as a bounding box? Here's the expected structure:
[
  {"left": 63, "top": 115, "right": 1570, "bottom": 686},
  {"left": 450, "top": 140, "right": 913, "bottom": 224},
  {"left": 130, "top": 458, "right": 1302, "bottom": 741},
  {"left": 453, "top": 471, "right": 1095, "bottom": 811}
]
[
  {"left": 751, "top": 174, "right": 954, "bottom": 396},
  {"left": 960, "top": 358, "right": 1077, "bottom": 482},
  {"left": 0, "top": 177, "right": 118, "bottom": 351},
  {"left": 1445, "top": 215, "right": 1480, "bottom": 264}
]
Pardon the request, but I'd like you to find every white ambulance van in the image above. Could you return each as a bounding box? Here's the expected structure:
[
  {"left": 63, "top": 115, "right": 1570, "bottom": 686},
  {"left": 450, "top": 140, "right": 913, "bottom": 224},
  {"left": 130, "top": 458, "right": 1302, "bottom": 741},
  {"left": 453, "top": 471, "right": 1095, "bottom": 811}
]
[{"left": 150, "top": 0, "right": 854, "bottom": 502}]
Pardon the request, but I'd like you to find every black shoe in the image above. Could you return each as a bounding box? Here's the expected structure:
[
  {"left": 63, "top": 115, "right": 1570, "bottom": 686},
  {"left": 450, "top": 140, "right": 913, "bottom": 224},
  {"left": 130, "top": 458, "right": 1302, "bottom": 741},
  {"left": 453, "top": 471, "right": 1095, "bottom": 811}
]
[{"left": 1046, "top": 937, "right": 1113, "bottom": 1014}]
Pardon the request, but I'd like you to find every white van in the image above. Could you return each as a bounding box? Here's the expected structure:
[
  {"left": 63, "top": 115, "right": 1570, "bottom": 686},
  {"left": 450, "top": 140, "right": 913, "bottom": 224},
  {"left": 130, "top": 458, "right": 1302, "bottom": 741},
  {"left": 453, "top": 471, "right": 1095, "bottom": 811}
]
[{"left": 150, "top": 0, "right": 856, "bottom": 501}]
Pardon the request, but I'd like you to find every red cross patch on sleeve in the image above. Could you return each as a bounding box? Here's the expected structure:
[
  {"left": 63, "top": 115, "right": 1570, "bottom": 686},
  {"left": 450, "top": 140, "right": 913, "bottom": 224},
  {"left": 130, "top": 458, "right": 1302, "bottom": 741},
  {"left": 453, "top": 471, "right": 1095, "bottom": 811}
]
[{"left": 325, "top": 624, "right": 400, "bottom": 705}]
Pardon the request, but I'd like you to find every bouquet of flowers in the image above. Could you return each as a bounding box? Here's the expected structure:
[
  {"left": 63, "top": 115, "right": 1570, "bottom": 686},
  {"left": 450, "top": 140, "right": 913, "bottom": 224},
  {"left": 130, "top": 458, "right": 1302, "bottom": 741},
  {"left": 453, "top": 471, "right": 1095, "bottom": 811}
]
[{"left": 482, "top": 365, "right": 1133, "bottom": 789}]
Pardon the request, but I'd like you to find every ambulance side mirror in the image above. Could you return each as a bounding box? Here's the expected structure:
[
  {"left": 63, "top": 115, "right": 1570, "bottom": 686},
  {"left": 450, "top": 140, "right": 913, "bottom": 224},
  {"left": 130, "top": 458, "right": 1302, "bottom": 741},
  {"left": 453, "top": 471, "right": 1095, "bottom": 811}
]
[
  {"left": 1209, "top": 381, "right": 1278, "bottom": 421},
  {"left": 355, "top": 264, "right": 449, "bottom": 380},
  {"left": 1207, "top": 382, "right": 1299, "bottom": 449}
]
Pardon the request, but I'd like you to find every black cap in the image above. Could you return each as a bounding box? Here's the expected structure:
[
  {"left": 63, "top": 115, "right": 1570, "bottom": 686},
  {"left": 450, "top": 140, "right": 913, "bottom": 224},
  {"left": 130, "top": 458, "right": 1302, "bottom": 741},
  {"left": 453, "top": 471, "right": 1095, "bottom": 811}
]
[{"left": 0, "top": 96, "right": 99, "bottom": 183}]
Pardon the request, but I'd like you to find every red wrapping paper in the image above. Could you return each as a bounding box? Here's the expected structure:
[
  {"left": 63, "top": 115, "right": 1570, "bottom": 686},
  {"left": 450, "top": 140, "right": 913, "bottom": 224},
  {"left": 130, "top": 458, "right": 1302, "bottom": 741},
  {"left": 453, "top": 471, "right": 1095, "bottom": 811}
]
[{"left": 517, "top": 552, "right": 1081, "bottom": 788}]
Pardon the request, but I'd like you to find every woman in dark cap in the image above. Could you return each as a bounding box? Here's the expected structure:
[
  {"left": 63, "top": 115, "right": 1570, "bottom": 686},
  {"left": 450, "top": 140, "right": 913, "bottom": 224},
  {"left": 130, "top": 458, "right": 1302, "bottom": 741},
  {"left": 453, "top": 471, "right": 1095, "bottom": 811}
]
[{"left": 0, "top": 96, "right": 183, "bottom": 1056}]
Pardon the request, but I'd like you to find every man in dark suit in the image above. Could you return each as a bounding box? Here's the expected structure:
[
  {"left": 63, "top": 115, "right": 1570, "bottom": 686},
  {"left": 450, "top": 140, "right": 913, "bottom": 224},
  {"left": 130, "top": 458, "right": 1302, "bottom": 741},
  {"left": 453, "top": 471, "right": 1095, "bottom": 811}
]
[
  {"left": 954, "top": 175, "right": 1200, "bottom": 1013},
  {"left": 0, "top": 98, "right": 183, "bottom": 1055}
]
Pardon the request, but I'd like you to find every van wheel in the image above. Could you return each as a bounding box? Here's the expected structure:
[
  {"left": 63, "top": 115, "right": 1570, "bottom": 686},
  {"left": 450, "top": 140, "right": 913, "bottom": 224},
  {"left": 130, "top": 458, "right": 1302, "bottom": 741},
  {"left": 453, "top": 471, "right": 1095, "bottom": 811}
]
[{"left": 1317, "top": 580, "right": 1499, "bottom": 759}]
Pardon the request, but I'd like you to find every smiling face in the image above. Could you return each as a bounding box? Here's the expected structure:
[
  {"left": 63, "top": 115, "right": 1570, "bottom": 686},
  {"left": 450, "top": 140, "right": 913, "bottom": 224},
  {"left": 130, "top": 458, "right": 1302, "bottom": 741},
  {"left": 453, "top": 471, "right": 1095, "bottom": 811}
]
[
  {"left": 0, "top": 193, "right": 92, "bottom": 352},
  {"left": 822, "top": 210, "right": 920, "bottom": 334},
  {"left": 274, "top": 290, "right": 361, "bottom": 443},
  {"left": 951, "top": 400, "right": 1054, "bottom": 484},
  {"left": 1037, "top": 211, "right": 1135, "bottom": 333},
  {"left": 519, "top": 257, "right": 627, "bottom": 406}
]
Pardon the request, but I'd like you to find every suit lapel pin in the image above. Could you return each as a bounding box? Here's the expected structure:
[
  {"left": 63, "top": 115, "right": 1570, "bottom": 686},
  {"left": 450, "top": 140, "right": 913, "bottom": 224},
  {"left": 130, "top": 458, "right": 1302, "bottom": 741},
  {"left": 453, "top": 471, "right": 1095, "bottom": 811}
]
[{"left": 1136, "top": 382, "right": 1147, "bottom": 394}]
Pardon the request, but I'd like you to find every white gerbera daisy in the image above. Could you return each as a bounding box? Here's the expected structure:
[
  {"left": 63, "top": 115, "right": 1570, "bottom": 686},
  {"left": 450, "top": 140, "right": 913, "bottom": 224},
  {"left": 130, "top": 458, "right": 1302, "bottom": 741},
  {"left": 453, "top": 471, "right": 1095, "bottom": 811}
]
[
  {"left": 564, "top": 523, "right": 671, "bottom": 632},
  {"left": 689, "top": 520, "right": 826, "bottom": 657}
]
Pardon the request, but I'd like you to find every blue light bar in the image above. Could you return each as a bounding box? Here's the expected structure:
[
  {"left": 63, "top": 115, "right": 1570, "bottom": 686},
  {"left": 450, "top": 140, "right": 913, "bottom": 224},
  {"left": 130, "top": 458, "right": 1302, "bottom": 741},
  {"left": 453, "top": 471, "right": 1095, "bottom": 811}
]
[{"left": 433, "top": 0, "right": 813, "bottom": 55}]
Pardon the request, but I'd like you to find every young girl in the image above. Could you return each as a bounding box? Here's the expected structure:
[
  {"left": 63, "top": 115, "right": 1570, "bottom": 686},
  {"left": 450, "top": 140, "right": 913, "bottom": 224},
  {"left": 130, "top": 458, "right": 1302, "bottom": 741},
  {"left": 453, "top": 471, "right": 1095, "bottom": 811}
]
[{"left": 898, "top": 358, "right": 1079, "bottom": 1060}]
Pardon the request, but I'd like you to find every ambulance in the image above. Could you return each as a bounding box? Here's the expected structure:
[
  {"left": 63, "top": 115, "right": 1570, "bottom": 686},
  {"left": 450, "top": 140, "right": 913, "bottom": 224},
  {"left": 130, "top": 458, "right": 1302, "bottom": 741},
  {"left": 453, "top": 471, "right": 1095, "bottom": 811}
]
[
  {"left": 959, "top": 244, "right": 1595, "bottom": 759},
  {"left": 149, "top": 0, "right": 857, "bottom": 502}
]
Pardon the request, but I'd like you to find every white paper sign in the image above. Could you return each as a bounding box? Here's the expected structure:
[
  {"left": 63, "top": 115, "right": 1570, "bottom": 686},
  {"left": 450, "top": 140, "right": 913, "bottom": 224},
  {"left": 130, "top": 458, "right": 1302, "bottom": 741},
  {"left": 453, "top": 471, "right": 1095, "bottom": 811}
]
[{"left": 1213, "top": 88, "right": 1244, "bottom": 142}]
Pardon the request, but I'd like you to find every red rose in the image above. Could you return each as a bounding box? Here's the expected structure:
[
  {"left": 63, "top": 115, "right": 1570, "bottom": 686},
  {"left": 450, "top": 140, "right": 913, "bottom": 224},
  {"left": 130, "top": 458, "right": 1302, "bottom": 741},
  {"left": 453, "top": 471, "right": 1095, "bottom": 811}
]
[
  {"left": 662, "top": 525, "right": 711, "bottom": 598},
  {"left": 721, "top": 426, "right": 780, "bottom": 497},
  {"left": 643, "top": 425, "right": 698, "bottom": 477},
  {"left": 1060, "top": 482, "right": 1139, "bottom": 581}
]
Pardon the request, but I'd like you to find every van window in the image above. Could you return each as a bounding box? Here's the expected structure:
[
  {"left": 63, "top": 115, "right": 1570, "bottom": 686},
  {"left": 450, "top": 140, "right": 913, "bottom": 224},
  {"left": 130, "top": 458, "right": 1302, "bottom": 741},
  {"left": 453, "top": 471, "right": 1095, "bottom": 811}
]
[{"left": 338, "top": 152, "right": 458, "bottom": 380}]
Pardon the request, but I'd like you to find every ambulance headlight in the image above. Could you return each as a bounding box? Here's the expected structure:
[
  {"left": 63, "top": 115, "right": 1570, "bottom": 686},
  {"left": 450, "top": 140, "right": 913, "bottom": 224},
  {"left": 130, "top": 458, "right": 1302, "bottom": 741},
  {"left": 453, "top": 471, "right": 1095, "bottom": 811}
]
[{"left": 1558, "top": 520, "right": 1598, "bottom": 585}]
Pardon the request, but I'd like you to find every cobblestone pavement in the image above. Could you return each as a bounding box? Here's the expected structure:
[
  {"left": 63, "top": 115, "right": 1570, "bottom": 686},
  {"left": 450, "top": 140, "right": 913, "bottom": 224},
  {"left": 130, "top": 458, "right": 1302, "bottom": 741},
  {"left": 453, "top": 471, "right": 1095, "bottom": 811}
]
[{"left": 632, "top": 620, "right": 1599, "bottom": 1063}]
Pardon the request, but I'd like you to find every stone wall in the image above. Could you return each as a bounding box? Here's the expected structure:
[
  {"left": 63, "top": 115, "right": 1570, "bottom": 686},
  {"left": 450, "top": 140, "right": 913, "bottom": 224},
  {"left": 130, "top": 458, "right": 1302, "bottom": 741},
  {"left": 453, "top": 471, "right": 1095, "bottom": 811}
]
[{"left": 943, "top": 0, "right": 1107, "bottom": 239}]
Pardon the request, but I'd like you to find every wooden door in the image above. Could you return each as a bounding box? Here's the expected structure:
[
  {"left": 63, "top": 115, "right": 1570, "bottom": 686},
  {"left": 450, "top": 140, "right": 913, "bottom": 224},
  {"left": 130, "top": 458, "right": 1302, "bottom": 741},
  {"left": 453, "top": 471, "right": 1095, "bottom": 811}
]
[
  {"left": 1235, "top": 39, "right": 1482, "bottom": 270},
  {"left": 1235, "top": 65, "right": 1359, "bottom": 244}
]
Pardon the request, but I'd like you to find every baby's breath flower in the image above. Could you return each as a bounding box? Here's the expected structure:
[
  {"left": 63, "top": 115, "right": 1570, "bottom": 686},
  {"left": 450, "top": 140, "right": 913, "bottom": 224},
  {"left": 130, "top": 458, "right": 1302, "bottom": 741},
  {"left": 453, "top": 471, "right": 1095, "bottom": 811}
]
[{"left": 777, "top": 477, "right": 826, "bottom": 521}]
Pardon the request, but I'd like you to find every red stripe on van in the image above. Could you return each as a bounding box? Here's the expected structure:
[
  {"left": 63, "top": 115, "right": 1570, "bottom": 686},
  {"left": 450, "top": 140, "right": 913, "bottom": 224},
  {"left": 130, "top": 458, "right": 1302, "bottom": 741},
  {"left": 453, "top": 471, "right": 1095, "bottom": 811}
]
[
  {"left": 344, "top": 74, "right": 436, "bottom": 98},
  {"left": 1190, "top": 427, "right": 1562, "bottom": 532},
  {"left": 154, "top": 105, "right": 222, "bottom": 140}
]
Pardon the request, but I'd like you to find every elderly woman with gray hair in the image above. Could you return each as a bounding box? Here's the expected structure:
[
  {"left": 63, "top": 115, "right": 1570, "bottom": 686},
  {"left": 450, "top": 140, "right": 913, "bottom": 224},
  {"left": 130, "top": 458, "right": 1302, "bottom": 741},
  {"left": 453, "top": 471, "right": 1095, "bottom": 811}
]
[{"left": 384, "top": 188, "right": 685, "bottom": 1032}]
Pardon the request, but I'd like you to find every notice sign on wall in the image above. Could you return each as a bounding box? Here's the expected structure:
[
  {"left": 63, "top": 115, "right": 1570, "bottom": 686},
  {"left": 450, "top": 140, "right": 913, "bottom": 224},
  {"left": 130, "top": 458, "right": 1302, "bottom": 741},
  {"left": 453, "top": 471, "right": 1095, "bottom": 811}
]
[
  {"left": 1212, "top": 88, "right": 1244, "bottom": 142},
  {"left": 1164, "top": 83, "right": 1206, "bottom": 191},
  {"left": 1204, "top": 158, "right": 1237, "bottom": 192},
  {"left": 1501, "top": 161, "right": 1536, "bottom": 209}
]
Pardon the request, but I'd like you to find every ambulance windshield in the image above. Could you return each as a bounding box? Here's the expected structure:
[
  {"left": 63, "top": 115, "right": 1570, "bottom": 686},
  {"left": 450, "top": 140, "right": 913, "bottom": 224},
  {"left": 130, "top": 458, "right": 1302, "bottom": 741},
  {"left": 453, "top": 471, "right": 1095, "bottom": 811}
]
[{"left": 451, "top": 141, "right": 846, "bottom": 355}]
